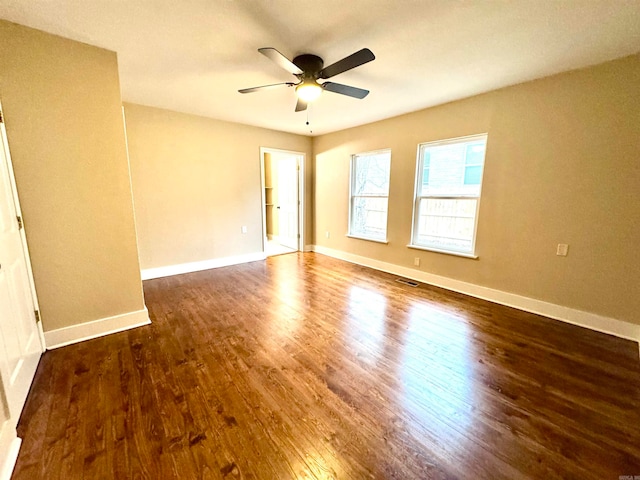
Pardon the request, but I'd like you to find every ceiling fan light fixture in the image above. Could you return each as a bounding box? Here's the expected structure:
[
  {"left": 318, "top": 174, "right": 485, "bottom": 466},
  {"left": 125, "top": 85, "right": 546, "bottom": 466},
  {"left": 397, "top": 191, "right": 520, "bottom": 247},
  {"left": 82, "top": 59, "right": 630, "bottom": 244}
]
[
  {"left": 295, "top": 81, "right": 322, "bottom": 102},
  {"left": 241, "top": 47, "right": 375, "bottom": 112}
]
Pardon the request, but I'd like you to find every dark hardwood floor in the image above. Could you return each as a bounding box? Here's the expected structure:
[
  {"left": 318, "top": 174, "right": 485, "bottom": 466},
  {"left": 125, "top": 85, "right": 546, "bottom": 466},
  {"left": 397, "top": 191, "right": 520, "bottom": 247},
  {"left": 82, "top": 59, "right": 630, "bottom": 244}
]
[{"left": 12, "top": 252, "right": 640, "bottom": 479}]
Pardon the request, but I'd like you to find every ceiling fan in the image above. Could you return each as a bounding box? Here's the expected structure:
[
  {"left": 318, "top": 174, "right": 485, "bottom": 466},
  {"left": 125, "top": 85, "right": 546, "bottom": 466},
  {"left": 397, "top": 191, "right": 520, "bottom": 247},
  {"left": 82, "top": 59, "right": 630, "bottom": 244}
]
[{"left": 239, "top": 47, "right": 375, "bottom": 112}]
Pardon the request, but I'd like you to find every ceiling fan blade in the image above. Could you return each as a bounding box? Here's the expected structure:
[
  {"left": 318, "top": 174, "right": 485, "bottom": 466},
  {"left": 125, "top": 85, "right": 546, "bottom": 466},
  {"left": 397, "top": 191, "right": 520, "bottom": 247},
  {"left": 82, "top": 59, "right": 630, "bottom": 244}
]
[
  {"left": 322, "top": 82, "right": 370, "bottom": 99},
  {"left": 258, "top": 47, "right": 303, "bottom": 75},
  {"left": 238, "top": 82, "right": 295, "bottom": 94},
  {"left": 318, "top": 48, "right": 375, "bottom": 79},
  {"left": 295, "top": 98, "right": 308, "bottom": 112}
]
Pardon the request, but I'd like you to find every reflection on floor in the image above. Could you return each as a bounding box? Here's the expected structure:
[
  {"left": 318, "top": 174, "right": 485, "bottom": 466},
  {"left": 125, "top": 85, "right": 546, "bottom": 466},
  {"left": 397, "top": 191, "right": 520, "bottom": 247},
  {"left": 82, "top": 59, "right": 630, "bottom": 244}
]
[
  {"left": 266, "top": 239, "right": 296, "bottom": 257},
  {"left": 13, "top": 253, "right": 640, "bottom": 479}
]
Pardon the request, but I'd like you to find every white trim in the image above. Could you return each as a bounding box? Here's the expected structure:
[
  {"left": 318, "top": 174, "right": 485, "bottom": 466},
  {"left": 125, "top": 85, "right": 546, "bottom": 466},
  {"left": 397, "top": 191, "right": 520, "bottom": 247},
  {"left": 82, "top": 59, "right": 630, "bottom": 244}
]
[
  {"left": 310, "top": 245, "right": 640, "bottom": 345},
  {"left": 260, "top": 148, "right": 268, "bottom": 253},
  {"left": 297, "top": 154, "right": 305, "bottom": 252},
  {"left": 411, "top": 133, "right": 488, "bottom": 260},
  {"left": 141, "top": 252, "right": 266, "bottom": 281},
  {"left": 259, "top": 147, "right": 306, "bottom": 254},
  {"left": 408, "top": 244, "right": 478, "bottom": 259},
  {"left": 348, "top": 149, "right": 391, "bottom": 246},
  {"left": 44, "top": 307, "right": 151, "bottom": 350},
  {"left": 346, "top": 234, "right": 389, "bottom": 244},
  {"left": 0, "top": 423, "right": 20, "bottom": 480}
]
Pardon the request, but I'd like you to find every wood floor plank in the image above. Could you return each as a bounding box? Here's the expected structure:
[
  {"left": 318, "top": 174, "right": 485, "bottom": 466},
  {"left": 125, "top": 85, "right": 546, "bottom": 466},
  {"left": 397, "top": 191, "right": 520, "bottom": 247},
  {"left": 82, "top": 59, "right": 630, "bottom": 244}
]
[{"left": 12, "top": 252, "right": 640, "bottom": 479}]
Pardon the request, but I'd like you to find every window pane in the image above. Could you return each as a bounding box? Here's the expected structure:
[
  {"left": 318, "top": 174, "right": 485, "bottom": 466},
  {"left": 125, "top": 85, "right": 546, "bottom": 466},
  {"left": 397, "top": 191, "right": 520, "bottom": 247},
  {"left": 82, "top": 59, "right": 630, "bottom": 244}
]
[
  {"left": 464, "top": 165, "right": 482, "bottom": 185},
  {"left": 412, "top": 135, "right": 487, "bottom": 255},
  {"left": 420, "top": 138, "right": 486, "bottom": 196},
  {"left": 350, "top": 150, "right": 391, "bottom": 241},
  {"left": 354, "top": 153, "right": 390, "bottom": 196},
  {"left": 416, "top": 198, "right": 477, "bottom": 252},
  {"left": 465, "top": 143, "right": 485, "bottom": 166},
  {"left": 422, "top": 152, "right": 430, "bottom": 188},
  {"left": 351, "top": 196, "right": 388, "bottom": 240}
]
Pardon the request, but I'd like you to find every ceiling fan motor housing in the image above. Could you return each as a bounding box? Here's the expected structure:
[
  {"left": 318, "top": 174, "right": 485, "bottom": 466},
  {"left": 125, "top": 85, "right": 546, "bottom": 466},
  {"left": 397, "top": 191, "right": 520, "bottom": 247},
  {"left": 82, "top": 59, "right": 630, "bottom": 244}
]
[{"left": 293, "top": 54, "right": 324, "bottom": 79}]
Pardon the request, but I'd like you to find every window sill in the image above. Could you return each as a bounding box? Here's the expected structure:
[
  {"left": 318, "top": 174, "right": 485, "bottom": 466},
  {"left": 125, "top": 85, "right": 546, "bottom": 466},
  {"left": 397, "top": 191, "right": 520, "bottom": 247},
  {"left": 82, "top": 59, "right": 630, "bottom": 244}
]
[
  {"left": 407, "top": 244, "right": 478, "bottom": 259},
  {"left": 347, "top": 234, "right": 389, "bottom": 245}
]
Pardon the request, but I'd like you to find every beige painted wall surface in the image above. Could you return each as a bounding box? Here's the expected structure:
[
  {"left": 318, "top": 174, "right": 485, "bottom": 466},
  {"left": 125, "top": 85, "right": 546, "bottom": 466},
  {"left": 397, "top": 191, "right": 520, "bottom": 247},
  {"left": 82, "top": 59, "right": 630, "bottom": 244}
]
[
  {"left": 313, "top": 54, "right": 640, "bottom": 325},
  {"left": 0, "top": 21, "right": 145, "bottom": 331},
  {"left": 124, "top": 103, "right": 312, "bottom": 270}
]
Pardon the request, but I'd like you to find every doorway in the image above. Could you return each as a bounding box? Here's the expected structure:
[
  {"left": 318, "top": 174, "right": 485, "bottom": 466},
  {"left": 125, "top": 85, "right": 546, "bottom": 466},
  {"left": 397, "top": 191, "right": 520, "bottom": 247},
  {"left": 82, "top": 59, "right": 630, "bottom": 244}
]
[{"left": 260, "top": 148, "right": 305, "bottom": 257}]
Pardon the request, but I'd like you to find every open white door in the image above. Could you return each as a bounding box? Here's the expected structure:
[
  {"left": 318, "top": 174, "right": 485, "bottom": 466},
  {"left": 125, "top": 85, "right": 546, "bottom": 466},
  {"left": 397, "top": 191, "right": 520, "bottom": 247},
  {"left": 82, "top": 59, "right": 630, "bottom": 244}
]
[
  {"left": 0, "top": 109, "right": 43, "bottom": 421},
  {"left": 276, "top": 156, "right": 299, "bottom": 250}
]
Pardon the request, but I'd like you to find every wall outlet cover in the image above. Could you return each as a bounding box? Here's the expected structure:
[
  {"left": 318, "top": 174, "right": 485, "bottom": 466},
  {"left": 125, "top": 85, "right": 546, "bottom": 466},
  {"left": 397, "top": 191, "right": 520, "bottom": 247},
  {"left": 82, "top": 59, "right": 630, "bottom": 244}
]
[{"left": 556, "top": 243, "right": 569, "bottom": 256}]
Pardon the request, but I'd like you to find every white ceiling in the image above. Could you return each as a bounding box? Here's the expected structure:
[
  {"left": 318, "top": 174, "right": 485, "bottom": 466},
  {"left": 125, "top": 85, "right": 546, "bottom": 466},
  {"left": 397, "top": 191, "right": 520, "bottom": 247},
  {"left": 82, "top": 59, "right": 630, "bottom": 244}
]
[{"left": 1, "top": 1, "right": 639, "bottom": 136}]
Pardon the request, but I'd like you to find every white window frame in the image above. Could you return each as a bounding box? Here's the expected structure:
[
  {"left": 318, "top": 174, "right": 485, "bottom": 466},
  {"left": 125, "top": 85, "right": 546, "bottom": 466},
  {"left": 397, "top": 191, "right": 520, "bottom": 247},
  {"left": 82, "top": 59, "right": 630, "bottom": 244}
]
[
  {"left": 409, "top": 134, "right": 488, "bottom": 258},
  {"left": 347, "top": 149, "right": 391, "bottom": 244}
]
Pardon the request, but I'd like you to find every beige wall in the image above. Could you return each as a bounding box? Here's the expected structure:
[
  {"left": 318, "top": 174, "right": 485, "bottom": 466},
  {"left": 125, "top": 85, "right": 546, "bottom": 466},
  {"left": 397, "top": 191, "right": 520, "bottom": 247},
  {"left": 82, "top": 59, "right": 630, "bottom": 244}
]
[
  {"left": 124, "top": 103, "right": 312, "bottom": 270},
  {"left": 0, "top": 20, "right": 145, "bottom": 331},
  {"left": 313, "top": 54, "right": 640, "bottom": 325},
  {"left": 1, "top": 18, "right": 635, "bottom": 335}
]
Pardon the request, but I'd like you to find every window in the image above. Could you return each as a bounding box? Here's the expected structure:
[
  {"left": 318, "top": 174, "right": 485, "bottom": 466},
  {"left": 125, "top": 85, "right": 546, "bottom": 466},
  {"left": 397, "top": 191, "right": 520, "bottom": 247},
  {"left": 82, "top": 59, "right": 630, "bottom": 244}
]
[
  {"left": 410, "top": 134, "right": 487, "bottom": 256},
  {"left": 349, "top": 150, "right": 391, "bottom": 242}
]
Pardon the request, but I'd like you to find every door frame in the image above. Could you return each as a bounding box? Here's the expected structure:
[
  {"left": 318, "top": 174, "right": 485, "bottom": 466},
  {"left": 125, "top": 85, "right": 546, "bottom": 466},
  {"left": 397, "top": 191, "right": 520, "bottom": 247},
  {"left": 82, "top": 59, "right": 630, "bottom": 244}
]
[
  {"left": 259, "top": 147, "right": 305, "bottom": 253},
  {"left": 0, "top": 101, "right": 45, "bottom": 348}
]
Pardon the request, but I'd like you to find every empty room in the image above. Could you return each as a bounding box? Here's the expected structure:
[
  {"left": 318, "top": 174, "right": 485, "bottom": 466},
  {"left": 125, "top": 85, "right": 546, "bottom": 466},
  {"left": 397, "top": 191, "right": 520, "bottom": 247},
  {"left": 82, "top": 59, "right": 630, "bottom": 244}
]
[{"left": 0, "top": 1, "right": 639, "bottom": 479}]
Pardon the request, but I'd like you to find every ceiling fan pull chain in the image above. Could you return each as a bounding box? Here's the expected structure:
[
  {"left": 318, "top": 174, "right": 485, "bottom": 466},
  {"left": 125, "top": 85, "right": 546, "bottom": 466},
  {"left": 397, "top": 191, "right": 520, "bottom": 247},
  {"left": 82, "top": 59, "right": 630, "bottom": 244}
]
[{"left": 306, "top": 106, "right": 313, "bottom": 134}]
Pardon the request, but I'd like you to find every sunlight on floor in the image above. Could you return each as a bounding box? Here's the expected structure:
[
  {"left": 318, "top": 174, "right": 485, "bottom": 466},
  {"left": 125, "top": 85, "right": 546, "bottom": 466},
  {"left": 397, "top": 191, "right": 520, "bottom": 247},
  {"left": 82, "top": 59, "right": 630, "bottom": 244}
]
[{"left": 266, "top": 239, "right": 296, "bottom": 257}]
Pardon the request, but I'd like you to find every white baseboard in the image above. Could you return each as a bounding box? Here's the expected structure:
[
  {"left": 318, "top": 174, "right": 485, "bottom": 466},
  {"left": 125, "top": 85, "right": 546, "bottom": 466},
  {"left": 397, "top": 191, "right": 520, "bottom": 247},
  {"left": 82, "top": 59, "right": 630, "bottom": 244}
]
[
  {"left": 141, "top": 252, "right": 266, "bottom": 280},
  {"left": 0, "top": 423, "right": 20, "bottom": 480},
  {"left": 311, "top": 245, "right": 640, "bottom": 345},
  {"left": 44, "top": 307, "right": 151, "bottom": 350}
]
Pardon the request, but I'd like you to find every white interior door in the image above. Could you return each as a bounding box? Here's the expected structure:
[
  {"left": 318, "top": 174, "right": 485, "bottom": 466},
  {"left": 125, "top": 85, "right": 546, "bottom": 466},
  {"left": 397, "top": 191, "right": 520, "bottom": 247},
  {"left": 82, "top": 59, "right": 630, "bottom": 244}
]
[
  {"left": 277, "top": 156, "right": 299, "bottom": 250},
  {"left": 0, "top": 114, "right": 43, "bottom": 420}
]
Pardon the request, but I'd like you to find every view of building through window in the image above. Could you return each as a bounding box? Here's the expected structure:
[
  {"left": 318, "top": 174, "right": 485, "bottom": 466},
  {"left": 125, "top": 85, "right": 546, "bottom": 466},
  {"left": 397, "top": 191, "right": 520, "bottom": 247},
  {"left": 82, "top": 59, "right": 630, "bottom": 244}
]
[
  {"left": 412, "top": 135, "right": 487, "bottom": 254},
  {"left": 349, "top": 150, "right": 391, "bottom": 242}
]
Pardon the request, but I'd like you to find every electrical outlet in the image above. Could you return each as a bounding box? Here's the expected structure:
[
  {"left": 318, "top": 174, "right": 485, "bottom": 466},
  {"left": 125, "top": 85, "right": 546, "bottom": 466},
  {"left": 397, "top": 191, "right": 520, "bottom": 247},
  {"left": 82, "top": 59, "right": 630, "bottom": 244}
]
[
  {"left": 556, "top": 243, "right": 568, "bottom": 256},
  {"left": 325, "top": 231, "right": 330, "bottom": 239},
  {"left": 241, "top": 226, "right": 247, "bottom": 234},
  {"left": 414, "top": 257, "right": 420, "bottom": 266}
]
